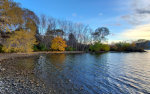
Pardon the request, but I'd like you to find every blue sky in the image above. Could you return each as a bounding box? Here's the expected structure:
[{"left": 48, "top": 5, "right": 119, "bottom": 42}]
[{"left": 14, "top": 0, "right": 150, "bottom": 42}]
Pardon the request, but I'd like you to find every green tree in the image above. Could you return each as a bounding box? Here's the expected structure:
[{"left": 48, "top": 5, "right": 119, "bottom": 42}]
[{"left": 92, "top": 27, "right": 110, "bottom": 42}]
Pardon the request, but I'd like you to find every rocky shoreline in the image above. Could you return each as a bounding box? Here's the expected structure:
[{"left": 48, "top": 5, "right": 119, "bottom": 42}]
[
  {"left": 0, "top": 51, "right": 85, "bottom": 94},
  {"left": 0, "top": 56, "right": 56, "bottom": 94}
]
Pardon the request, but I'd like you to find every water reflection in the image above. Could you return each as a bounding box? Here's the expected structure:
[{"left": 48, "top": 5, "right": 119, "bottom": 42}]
[{"left": 47, "top": 54, "right": 66, "bottom": 70}]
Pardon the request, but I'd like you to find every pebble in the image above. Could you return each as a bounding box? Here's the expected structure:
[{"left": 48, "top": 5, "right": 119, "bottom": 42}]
[
  {"left": 80, "top": 87, "right": 83, "bottom": 90},
  {"left": 36, "top": 83, "right": 39, "bottom": 87},
  {"left": 16, "top": 73, "right": 20, "bottom": 75},
  {"left": 30, "top": 81, "right": 34, "bottom": 84},
  {"left": 69, "top": 79, "right": 71, "bottom": 82},
  {"left": 1, "top": 68, "right": 5, "bottom": 71}
]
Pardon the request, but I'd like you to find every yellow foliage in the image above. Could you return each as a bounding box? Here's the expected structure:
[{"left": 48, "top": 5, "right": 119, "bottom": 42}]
[
  {"left": 1, "top": 0, "right": 38, "bottom": 53},
  {"left": 0, "top": 0, "right": 24, "bottom": 32},
  {"left": 2, "top": 30, "right": 37, "bottom": 53},
  {"left": 51, "top": 36, "right": 67, "bottom": 51}
]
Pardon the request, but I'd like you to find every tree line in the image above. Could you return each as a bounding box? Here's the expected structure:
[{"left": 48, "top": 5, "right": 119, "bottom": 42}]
[
  {"left": 1, "top": 0, "right": 145, "bottom": 53},
  {"left": 0, "top": 0, "right": 110, "bottom": 53}
]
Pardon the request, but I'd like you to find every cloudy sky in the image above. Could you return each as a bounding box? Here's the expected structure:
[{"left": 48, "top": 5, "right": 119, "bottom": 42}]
[{"left": 14, "top": 0, "right": 150, "bottom": 42}]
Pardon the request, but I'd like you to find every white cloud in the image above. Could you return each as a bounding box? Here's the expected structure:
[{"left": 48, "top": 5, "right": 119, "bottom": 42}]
[
  {"left": 120, "top": 24, "right": 150, "bottom": 40},
  {"left": 108, "top": 39, "right": 123, "bottom": 44},
  {"left": 103, "top": 23, "right": 121, "bottom": 27},
  {"left": 121, "top": 0, "right": 150, "bottom": 25}
]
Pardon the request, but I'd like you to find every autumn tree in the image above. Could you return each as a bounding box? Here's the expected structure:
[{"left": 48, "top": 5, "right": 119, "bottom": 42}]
[
  {"left": 2, "top": 30, "right": 37, "bottom": 52},
  {"left": 51, "top": 36, "right": 67, "bottom": 51},
  {"left": 2, "top": 13, "right": 37, "bottom": 52},
  {"left": 0, "top": 0, "right": 24, "bottom": 32},
  {"left": 1, "top": 0, "right": 38, "bottom": 52},
  {"left": 22, "top": 9, "right": 39, "bottom": 32}
]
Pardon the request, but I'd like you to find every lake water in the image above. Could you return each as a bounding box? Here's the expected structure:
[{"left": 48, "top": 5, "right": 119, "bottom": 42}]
[{"left": 1, "top": 51, "right": 150, "bottom": 94}]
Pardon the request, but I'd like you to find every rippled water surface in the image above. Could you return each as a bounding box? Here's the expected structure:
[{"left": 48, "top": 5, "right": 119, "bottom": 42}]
[{"left": 1, "top": 51, "right": 150, "bottom": 94}]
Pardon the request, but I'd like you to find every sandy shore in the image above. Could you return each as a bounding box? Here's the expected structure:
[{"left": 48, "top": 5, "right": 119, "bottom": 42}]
[{"left": 0, "top": 51, "right": 85, "bottom": 62}]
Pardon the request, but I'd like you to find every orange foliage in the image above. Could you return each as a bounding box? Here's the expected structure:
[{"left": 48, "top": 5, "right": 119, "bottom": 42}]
[{"left": 51, "top": 36, "right": 67, "bottom": 51}]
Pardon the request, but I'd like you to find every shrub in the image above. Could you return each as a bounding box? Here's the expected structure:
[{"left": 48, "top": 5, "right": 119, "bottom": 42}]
[
  {"left": 110, "top": 45, "right": 118, "bottom": 51},
  {"left": 89, "top": 45, "right": 94, "bottom": 52},
  {"left": 65, "top": 46, "right": 75, "bottom": 51},
  {"left": 110, "top": 42, "right": 144, "bottom": 52},
  {"left": 101, "top": 44, "right": 110, "bottom": 51},
  {"left": 0, "top": 44, "right": 3, "bottom": 53},
  {"left": 33, "top": 45, "right": 39, "bottom": 51},
  {"left": 115, "top": 42, "right": 130, "bottom": 51},
  {"left": 33, "top": 44, "right": 47, "bottom": 51},
  {"left": 39, "top": 44, "right": 47, "bottom": 51},
  {"left": 89, "top": 42, "right": 110, "bottom": 52}
]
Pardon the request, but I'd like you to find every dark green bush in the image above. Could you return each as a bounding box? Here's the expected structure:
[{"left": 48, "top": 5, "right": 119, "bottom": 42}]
[
  {"left": 0, "top": 44, "right": 3, "bottom": 53},
  {"left": 65, "top": 46, "right": 75, "bottom": 51},
  {"left": 33, "top": 45, "right": 39, "bottom": 51},
  {"left": 33, "top": 44, "right": 47, "bottom": 51},
  {"left": 101, "top": 44, "right": 110, "bottom": 51},
  {"left": 40, "top": 44, "right": 47, "bottom": 51}
]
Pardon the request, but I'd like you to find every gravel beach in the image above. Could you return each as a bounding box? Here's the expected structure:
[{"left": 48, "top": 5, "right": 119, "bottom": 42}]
[{"left": 0, "top": 51, "right": 84, "bottom": 94}]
